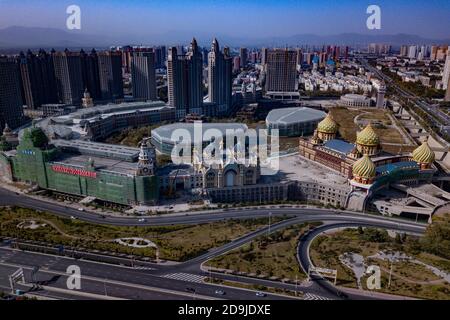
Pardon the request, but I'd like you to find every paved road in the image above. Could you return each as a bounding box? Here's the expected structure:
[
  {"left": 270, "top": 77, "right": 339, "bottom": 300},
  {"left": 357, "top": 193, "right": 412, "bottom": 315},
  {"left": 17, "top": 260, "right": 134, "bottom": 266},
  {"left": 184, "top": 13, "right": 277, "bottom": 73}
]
[
  {"left": 0, "top": 247, "right": 294, "bottom": 300},
  {"left": 0, "top": 187, "right": 427, "bottom": 300},
  {"left": 358, "top": 57, "right": 450, "bottom": 137},
  {"left": 295, "top": 222, "right": 425, "bottom": 300}
]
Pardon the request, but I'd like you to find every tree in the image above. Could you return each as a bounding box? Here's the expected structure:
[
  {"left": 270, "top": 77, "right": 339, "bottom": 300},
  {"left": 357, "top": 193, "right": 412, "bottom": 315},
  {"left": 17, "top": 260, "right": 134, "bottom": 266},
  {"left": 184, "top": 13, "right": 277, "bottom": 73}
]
[{"left": 29, "top": 128, "right": 48, "bottom": 148}]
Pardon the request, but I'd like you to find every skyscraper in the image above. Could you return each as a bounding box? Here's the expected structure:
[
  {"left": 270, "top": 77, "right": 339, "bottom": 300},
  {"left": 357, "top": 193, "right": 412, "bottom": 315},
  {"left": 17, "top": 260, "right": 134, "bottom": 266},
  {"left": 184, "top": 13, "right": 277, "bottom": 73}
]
[
  {"left": 265, "top": 49, "right": 297, "bottom": 92},
  {"left": 261, "top": 48, "right": 268, "bottom": 65},
  {"left": 208, "top": 38, "right": 233, "bottom": 114},
  {"left": 442, "top": 52, "right": 450, "bottom": 90},
  {"left": 98, "top": 51, "right": 124, "bottom": 101},
  {"left": 167, "top": 38, "right": 204, "bottom": 119},
  {"left": 52, "top": 49, "right": 84, "bottom": 105},
  {"left": 19, "top": 49, "right": 57, "bottom": 109},
  {"left": 80, "top": 49, "right": 101, "bottom": 101},
  {"left": 131, "top": 50, "right": 157, "bottom": 101},
  {"left": 233, "top": 56, "right": 241, "bottom": 73},
  {"left": 408, "top": 45, "right": 418, "bottom": 59},
  {"left": 239, "top": 47, "right": 248, "bottom": 68},
  {"left": 185, "top": 38, "right": 204, "bottom": 115},
  {"left": 154, "top": 46, "right": 167, "bottom": 69},
  {"left": 0, "top": 57, "right": 24, "bottom": 130},
  {"left": 445, "top": 75, "right": 450, "bottom": 102}
]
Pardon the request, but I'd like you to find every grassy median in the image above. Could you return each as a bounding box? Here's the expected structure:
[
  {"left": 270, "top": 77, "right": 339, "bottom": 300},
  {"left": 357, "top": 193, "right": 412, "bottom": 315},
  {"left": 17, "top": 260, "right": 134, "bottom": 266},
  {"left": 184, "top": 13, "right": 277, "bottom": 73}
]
[{"left": 0, "top": 206, "right": 289, "bottom": 262}]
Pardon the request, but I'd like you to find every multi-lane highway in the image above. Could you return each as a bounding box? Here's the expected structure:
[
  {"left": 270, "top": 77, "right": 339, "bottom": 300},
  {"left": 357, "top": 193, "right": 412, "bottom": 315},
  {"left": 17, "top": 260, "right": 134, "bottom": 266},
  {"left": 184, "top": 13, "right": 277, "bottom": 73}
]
[{"left": 0, "top": 187, "right": 428, "bottom": 300}]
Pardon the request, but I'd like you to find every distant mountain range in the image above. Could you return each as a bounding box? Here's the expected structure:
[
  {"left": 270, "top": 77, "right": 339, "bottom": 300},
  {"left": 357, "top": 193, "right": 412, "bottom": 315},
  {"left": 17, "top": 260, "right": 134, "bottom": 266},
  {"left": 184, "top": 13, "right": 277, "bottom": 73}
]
[{"left": 0, "top": 26, "right": 449, "bottom": 50}]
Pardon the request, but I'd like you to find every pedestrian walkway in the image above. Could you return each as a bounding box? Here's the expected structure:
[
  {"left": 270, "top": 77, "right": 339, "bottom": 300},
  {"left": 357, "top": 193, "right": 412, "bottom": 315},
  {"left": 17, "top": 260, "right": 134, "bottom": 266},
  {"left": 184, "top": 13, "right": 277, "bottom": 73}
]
[{"left": 162, "top": 273, "right": 205, "bottom": 283}]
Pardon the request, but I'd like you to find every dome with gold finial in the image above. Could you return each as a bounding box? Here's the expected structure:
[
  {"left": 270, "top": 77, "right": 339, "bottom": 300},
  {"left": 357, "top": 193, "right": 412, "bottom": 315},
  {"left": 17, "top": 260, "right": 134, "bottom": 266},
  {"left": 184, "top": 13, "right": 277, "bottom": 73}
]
[
  {"left": 317, "top": 113, "right": 338, "bottom": 134},
  {"left": 352, "top": 154, "right": 376, "bottom": 179},
  {"left": 412, "top": 141, "right": 435, "bottom": 165},
  {"left": 356, "top": 123, "right": 379, "bottom": 146}
]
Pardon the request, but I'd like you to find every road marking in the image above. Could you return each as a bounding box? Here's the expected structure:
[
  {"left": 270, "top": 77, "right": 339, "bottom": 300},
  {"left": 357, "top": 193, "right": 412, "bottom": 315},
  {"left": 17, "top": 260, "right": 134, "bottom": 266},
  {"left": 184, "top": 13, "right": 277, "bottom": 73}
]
[
  {"left": 303, "top": 293, "right": 330, "bottom": 300},
  {"left": 132, "top": 266, "right": 155, "bottom": 271},
  {"left": 162, "top": 273, "right": 205, "bottom": 283}
]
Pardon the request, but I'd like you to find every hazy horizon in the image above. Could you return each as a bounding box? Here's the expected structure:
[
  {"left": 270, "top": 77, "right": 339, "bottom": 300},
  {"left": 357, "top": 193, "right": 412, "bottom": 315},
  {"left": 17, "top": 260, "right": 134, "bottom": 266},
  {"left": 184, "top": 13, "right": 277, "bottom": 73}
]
[{"left": 1, "top": 0, "right": 449, "bottom": 41}]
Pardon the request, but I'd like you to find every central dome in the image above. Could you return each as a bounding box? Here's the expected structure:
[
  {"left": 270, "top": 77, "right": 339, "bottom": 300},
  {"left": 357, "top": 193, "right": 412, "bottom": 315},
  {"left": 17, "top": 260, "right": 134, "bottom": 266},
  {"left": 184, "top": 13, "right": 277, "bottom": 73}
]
[
  {"left": 356, "top": 123, "right": 379, "bottom": 146},
  {"left": 352, "top": 154, "right": 376, "bottom": 179},
  {"left": 412, "top": 141, "right": 435, "bottom": 164},
  {"left": 317, "top": 113, "right": 338, "bottom": 134}
]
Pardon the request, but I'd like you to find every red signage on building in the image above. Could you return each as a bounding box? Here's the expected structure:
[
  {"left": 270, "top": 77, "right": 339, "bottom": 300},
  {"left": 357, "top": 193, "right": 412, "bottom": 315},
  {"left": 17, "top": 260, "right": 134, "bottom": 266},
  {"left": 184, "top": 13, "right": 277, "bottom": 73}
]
[{"left": 51, "top": 165, "right": 97, "bottom": 179}]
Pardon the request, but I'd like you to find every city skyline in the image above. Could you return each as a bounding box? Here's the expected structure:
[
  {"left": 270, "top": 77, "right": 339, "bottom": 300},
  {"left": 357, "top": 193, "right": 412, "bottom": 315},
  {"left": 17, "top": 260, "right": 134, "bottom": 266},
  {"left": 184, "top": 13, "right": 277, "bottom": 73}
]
[{"left": 0, "top": 0, "right": 449, "bottom": 46}]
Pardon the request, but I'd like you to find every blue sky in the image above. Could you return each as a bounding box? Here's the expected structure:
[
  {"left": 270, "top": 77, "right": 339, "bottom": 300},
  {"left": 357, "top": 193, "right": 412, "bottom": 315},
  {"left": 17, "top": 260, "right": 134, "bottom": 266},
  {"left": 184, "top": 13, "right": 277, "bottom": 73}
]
[{"left": 0, "top": 0, "right": 449, "bottom": 39}]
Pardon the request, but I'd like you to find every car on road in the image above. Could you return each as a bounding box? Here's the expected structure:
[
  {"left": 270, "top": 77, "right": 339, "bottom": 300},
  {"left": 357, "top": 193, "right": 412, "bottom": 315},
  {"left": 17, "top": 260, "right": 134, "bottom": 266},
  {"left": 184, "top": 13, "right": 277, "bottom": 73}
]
[
  {"left": 138, "top": 218, "right": 146, "bottom": 223},
  {"left": 70, "top": 216, "right": 77, "bottom": 220},
  {"left": 77, "top": 208, "right": 85, "bottom": 212},
  {"left": 255, "top": 291, "right": 266, "bottom": 297},
  {"left": 215, "top": 289, "right": 226, "bottom": 296},
  {"left": 185, "top": 287, "right": 195, "bottom": 293}
]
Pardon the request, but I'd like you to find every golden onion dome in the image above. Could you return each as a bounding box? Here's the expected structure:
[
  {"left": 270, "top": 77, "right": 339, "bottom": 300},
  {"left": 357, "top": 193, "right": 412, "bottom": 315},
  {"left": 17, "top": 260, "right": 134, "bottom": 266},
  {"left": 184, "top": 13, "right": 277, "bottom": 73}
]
[
  {"left": 356, "top": 123, "right": 379, "bottom": 146},
  {"left": 317, "top": 113, "right": 338, "bottom": 134},
  {"left": 412, "top": 141, "right": 435, "bottom": 164},
  {"left": 352, "top": 154, "right": 376, "bottom": 179}
]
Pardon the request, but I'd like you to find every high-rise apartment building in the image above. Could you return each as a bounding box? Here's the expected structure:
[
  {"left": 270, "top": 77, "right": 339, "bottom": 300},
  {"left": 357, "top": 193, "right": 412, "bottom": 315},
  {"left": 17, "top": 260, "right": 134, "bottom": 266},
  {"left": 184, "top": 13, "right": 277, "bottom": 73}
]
[
  {"left": 98, "top": 51, "right": 124, "bottom": 101},
  {"left": 261, "top": 47, "right": 268, "bottom": 65},
  {"left": 167, "top": 38, "right": 204, "bottom": 119},
  {"left": 52, "top": 49, "right": 84, "bottom": 105},
  {"left": 408, "top": 45, "right": 418, "bottom": 59},
  {"left": 131, "top": 50, "right": 157, "bottom": 101},
  {"left": 239, "top": 47, "right": 248, "bottom": 68},
  {"left": 80, "top": 49, "right": 101, "bottom": 101},
  {"left": 154, "top": 46, "right": 167, "bottom": 69},
  {"left": 0, "top": 57, "right": 24, "bottom": 130},
  {"left": 265, "top": 49, "right": 297, "bottom": 93},
  {"left": 208, "top": 38, "right": 232, "bottom": 114},
  {"left": 445, "top": 75, "right": 450, "bottom": 102},
  {"left": 443, "top": 52, "right": 450, "bottom": 91},
  {"left": 19, "top": 49, "right": 57, "bottom": 109}
]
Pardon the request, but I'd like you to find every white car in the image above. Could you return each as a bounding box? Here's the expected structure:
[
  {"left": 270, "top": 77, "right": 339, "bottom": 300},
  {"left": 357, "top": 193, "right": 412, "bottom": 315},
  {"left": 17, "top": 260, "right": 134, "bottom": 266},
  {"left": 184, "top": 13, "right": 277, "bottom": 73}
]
[
  {"left": 255, "top": 291, "right": 266, "bottom": 297},
  {"left": 70, "top": 216, "right": 77, "bottom": 220},
  {"left": 77, "top": 208, "right": 85, "bottom": 212},
  {"left": 138, "top": 218, "right": 146, "bottom": 223}
]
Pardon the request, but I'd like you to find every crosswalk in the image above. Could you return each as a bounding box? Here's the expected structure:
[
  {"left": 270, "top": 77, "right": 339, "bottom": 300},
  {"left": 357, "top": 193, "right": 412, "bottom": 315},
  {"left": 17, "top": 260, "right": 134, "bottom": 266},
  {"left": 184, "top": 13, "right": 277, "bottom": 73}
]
[
  {"left": 303, "top": 293, "right": 331, "bottom": 300},
  {"left": 162, "top": 273, "right": 205, "bottom": 283}
]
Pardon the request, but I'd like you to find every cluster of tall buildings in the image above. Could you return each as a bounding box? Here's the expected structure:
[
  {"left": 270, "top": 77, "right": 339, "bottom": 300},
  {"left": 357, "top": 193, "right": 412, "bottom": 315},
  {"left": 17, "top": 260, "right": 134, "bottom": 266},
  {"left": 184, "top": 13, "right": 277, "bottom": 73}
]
[
  {"left": 18, "top": 48, "right": 124, "bottom": 107},
  {"left": 399, "top": 44, "right": 449, "bottom": 61},
  {"left": 167, "top": 38, "right": 233, "bottom": 119},
  {"left": 368, "top": 43, "right": 391, "bottom": 55}
]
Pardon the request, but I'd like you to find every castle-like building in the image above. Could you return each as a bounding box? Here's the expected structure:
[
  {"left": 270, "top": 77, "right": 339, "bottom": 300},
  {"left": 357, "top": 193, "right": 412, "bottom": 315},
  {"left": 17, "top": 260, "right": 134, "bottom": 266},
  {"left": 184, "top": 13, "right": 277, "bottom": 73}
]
[{"left": 299, "top": 111, "right": 448, "bottom": 217}]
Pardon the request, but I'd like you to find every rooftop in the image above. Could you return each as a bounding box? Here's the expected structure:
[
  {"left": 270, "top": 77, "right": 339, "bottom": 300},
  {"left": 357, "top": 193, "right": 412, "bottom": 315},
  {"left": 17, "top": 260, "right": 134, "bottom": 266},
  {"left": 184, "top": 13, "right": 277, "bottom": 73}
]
[
  {"left": 266, "top": 107, "right": 326, "bottom": 125},
  {"left": 323, "top": 139, "right": 355, "bottom": 155},
  {"left": 152, "top": 122, "right": 248, "bottom": 143},
  {"left": 52, "top": 139, "right": 141, "bottom": 162},
  {"left": 50, "top": 153, "right": 138, "bottom": 177}
]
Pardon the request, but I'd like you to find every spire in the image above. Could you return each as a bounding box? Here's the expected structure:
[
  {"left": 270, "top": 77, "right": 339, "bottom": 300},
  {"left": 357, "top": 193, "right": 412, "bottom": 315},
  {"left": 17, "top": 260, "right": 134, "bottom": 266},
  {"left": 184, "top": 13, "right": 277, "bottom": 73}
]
[
  {"left": 191, "top": 37, "right": 198, "bottom": 52},
  {"left": 212, "top": 38, "right": 219, "bottom": 52}
]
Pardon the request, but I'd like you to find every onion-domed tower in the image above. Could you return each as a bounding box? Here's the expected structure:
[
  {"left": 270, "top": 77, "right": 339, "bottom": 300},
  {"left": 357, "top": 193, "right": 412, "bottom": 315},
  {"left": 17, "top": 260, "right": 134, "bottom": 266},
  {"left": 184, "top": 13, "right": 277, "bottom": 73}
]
[
  {"left": 412, "top": 141, "right": 435, "bottom": 169},
  {"left": 351, "top": 154, "right": 376, "bottom": 185},
  {"left": 316, "top": 113, "right": 338, "bottom": 142},
  {"left": 356, "top": 123, "right": 380, "bottom": 156}
]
